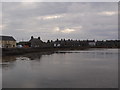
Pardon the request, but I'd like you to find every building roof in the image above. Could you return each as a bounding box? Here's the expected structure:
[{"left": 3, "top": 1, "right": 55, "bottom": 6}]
[
  {"left": 29, "top": 38, "right": 43, "bottom": 44},
  {"left": 0, "top": 36, "right": 16, "bottom": 41}
]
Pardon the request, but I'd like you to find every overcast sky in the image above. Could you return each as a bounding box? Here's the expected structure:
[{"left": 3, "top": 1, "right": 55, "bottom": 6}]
[{"left": 1, "top": 2, "right": 118, "bottom": 42}]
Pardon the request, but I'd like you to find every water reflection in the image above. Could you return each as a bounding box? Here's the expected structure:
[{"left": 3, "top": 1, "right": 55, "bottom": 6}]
[
  {"left": 2, "top": 56, "right": 16, "bottom": 62},
  {"left": 2, "top": 52, "right": 55, "bottom": 69},
  {"left": 2, "top": 56, "right": 16, "bottom": 69},
  {"left": 22, "top": 53, "right": 43, "bottom": 60},
  {"left": 2, "top": 52, "right": 54, "bottom": 62},
  {"left": 2, "top": 49, "right": 118, "bottom": 88}
]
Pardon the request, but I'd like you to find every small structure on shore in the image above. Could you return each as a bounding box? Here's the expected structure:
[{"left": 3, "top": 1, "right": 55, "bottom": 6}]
[
  {"left": 17, "top": 41, "right": 31, "bottom": 48},
  {"left": 0, "top": 36, "right": 16, "bottom": 48}
]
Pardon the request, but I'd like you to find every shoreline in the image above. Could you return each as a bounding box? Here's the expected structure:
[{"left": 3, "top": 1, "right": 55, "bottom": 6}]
[{"left": 1, "top": 47, "right": 119, "bottom": 56}]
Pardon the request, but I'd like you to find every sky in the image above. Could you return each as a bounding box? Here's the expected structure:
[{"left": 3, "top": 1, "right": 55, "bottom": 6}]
[{"left": 1, "top": 2, "right": 118, "bottom": 42}]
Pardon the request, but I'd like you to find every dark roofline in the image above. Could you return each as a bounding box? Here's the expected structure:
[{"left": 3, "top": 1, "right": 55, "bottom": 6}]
[{"left": 0, "top": 35, "right": 16, "bottom": 41}]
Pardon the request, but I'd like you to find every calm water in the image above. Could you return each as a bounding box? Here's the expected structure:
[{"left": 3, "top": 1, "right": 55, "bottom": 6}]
[{"left": 2, "top": 49, "right": 118, "bottom": 88}]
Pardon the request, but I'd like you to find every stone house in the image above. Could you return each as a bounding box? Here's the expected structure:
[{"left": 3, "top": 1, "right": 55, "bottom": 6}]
[
  {"left": 0, "top": 36, "right": 16, "bottom": 48},
  {"left": 29, "top": 36, "right": 46, "bottom": 48}
]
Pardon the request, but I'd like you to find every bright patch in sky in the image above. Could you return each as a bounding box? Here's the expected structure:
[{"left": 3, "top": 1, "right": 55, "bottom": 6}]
[
  {"left": 61, "top": 28, "right": 75, "bottom": 33},
  {"left": 98, "top": 11, "right": 117, "bottom": 16},
  {"left": 37, "top": 14, "right": 64, "bottom": 20},
  {"left": 0, "top": 24, "right": 6, "bottom": 30},
  {"left": 54, "top": 27, "right": 60, "bottom": 32},
  {"left": 54, "top": 27, "right": 76, "bottom": 33}
]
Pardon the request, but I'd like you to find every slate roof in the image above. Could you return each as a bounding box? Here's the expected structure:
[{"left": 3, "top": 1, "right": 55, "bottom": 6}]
[
  {"left": 0, "top": 36, "right": 16, "bottom": 41},
  {"left": 29, "top": 38, "right": 43, "bottom": 45}
]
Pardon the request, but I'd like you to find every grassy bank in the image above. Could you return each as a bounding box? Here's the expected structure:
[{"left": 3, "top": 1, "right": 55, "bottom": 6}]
[
  {"left": 2, "top": 47, "right": 88, "bottom": 56},
  {"left": 2, "top": 46, "right": 119, "bottom": 56}
]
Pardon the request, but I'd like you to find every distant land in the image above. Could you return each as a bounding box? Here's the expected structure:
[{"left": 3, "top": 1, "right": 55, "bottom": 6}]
[{"left": 1, "top": 35, "right": 120, "bottom": 56}]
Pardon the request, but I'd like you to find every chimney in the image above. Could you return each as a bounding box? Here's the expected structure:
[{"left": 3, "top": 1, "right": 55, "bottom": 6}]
[
  {"left": 31, "top": 36, "right": 33, "bottom": 39},
  {"left": 38, "top": 37, "right": 40, "bottom": 40}
]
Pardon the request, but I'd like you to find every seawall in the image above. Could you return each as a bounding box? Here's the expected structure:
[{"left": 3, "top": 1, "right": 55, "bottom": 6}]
[
  {"left": 2, "top": 47, "right": 88, "bottom": 56},
  {"left": 2, "top": 46, "right": 119, "bottom": 56}
]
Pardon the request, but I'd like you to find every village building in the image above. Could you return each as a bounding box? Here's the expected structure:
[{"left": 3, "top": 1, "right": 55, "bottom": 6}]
[
  {"left": 53, "top": 39, "right": 62, "bottom": 47},
  {"left": 52, "top": 39, "right": 81, "bottom": 48},
  {"left": 88, "top": 40, "right": 96, "bottom": 47},
  {"left": 0, "top": 36, "right": 16, "bottom": 48},
  {"left": 29, "top": 36, "right": 46, "bottom": 48}
]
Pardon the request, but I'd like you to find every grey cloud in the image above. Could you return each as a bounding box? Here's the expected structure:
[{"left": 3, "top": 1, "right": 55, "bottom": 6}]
[{"left": 2, "top": 2, "right": 118, "bottom": 41}]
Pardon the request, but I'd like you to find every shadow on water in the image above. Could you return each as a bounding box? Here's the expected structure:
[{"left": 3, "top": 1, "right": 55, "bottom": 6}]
[
  {"left": 2, "top": 51, "right": 55, "bottom": 68},
  {"left": 2, "top": 51, "right": 54, "bottom": 61}
]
